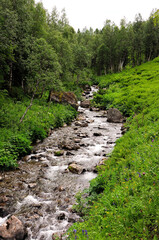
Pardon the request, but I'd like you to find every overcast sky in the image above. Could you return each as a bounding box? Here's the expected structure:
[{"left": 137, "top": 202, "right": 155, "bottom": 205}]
[{"left": 35, "top": 0, "right": 158, "bottom": 31}]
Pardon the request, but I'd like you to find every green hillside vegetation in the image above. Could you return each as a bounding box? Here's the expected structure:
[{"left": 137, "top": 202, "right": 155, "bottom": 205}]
[
  {"left": 67, "top": 58, "right": 159, "bottom": 239},
  {"left": 0, "top": 91, "right": 77, "bottom": 168}
]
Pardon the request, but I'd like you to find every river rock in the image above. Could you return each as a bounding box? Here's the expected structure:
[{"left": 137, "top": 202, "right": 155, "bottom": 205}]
[
  {"left": 48, "top": 91, "right": 78, "bottom": 110},
  {"left": 0, "top": 207, "right": 9, "bottom": 218},
  {"left": 77, "top": 114, "right": 86, "bottom": 121},
  {"left": 58, "top": 141, "right": 80, "bottom": 151},
  {"left": 28, "top": 183, "right": 37, "bottom": 189},
  {"left": 77, "top": 133, "right": 88, "bottom": 138},
  {"left": 68, "top": 163, "right": 84, "bottom": 174},
  {"left": 84, "top": 84, "right": 91, "bottom": 91},
  {"left": 93, "top": 132, "right": 102, "bottom": 136},
  {"left": 121, "top": 125, "right": 128, "bottom": 134},
  {"left": 75, "top": 121, "right": 88, "bottom": 127},
  {"left": 74, "top": 138, "right": 81, "bottom": 143},
  {"left": 0, "top": 215, "right": 27, "bottom": 240},
  {"left": 54, "top": 150, "right": 64, "bottom": 156},
  {"left": 80, "top": 100, "right": 90, "bottom": 108},
  {"left": 84, "top": 90, "right": 90, "bottom": 95},
  {"left": 90, "top": 107, "right": 100, "bottom": 111},
  {"left": 107, "top": 108, "right": 124, "bottom": 123},
  {"left": 57, "top": 212, "right": 65, "bottom": 220}
]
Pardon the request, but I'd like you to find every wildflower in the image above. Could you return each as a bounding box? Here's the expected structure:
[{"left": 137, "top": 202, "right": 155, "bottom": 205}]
[
  {"left": 85, "top": 230, "right": 88, "bottom": 235},
  {"left": 75, "top": 236, "right": 77, "bottom": 239},
  {"left": 142, "top": 172, "right": 146, "bottom": 175},
  {"left": 152, "top": 139, "right": 154, "bottom": 142},
  {"left": 137, "top": 152, "right": 139, "bottom": 154},
  {"left": 129, "top": 178, "right": 132, "bottom": 180},
  {"left": 73, "top": 229, "right": 77, "bottom": 233},
  {"left": 137, "top": 172, "right": 141, "bottom": 178},
  {"left": 82, "top": 230, "right": 84, "bottom": 234},
  {"left": 125, "top": 178, "right": 128, "bottom": 181}
]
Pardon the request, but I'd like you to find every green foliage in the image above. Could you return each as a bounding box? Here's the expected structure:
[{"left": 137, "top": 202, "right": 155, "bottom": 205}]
[
  {"left": 0, "top": 90, "right": 77, "bottom": 168},
  {"left": 30, "top": 126, "right": 47, "bottom": 143},
  {"left": 93, "top": 58, "right": 159, "bottom": 116},
  {"left": 67, "top": 58, "right": 159, "bottom": 239}
]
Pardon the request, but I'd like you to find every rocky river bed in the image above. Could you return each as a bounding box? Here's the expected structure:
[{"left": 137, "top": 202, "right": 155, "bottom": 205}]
[{"left": 0, "top": 87, "right": 123, "bottom": 240}]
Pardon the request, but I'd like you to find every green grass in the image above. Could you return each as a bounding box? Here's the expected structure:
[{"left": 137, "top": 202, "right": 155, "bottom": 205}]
[
  {"left": 0, "top": 91, "right": 77, "bottom": 168},
  {"left": 67, "top": 58, "right": 159, "bottom": 239}
]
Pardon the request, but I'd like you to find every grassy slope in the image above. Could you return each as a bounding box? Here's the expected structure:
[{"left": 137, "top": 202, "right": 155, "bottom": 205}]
[
  {"left": 0, "top": 92, "right": 77, "bottom": 168},
  {"left": 67, "top": 58, "right": 159, "bottom": 239}
]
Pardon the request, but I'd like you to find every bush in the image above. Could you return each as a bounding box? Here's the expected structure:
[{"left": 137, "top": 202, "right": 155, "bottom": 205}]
[{"left": 30, "top": 126, "right": 47, "bottom": 143}]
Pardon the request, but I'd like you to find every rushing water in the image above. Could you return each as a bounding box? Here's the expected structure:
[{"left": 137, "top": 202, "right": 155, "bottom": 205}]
[{"left": 0, "top": 87, "right": 122, "bottom": 239}]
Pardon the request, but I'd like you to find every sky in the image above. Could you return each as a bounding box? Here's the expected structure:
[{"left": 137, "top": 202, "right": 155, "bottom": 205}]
[{"left": 35, "top": 0, "right": 159, "bottom": 31}]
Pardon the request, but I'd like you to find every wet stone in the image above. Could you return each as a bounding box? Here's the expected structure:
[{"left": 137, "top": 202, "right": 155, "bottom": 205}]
[
  {"left": 66, "top": 151, "right": 75, "bottom": 156},
  {"left": 77, "top": 133, "right": 88, "bottom": 138},
  {"left": 75, "top": 121, "right": 88, "bottom": 127},
  {"left": 107, "top": 140, "right": 115, "bottom": 144},
  {"left": 0, "top": 215, "right": 27, "bottom": 240},
  {"left": 93, "top": 132, "right": 102, "bottom": 136},
  {"left": 28, "top": 183, "right": 37, "bottom": 189},
  {"left": 74, "top": 138, "right": 81, "bottom": 143},
  {"left": 54, "top": 150, "right": 64, "bottom": 156},
  {"left": 68, "top": 163, "right": 84, "bottom": 174},
  {"left": 57, "top": 212, "right": 66, "bottom": 220},
  {"left": 0, "top": 207, "right": 9, "bottom": 218}
]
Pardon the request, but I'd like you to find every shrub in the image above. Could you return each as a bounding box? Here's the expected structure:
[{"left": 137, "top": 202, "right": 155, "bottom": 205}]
[{"left": 30, "top": 126, "right": 47, "bottom": 143}]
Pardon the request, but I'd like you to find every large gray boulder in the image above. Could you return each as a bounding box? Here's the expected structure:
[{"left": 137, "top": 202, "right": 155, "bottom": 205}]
[
  {"left": 80, "top": 100, "right": 90, "bottom": 108},
  {"left": 48, "top": 91, "right": 78, "bottom": 110},
  {"left": 0, "top": 215, "right": 27, "bottom": 240},
  {"left": 68, "top": 163, "right": 84, "bottom": 174},
  {"left": 107, "top": 108, "right": 123, "bottom": 123}
]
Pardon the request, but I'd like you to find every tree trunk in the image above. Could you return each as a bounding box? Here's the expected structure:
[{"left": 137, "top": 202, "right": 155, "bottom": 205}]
[
  {"left": 9, "top": 62, "right": 13, "bottom": 91},
  {"left": 19, "top": 81, "right": 39, "bottom": 124},
  {"left": 118, "top": 60, "right": 124, "bottom": 72}
]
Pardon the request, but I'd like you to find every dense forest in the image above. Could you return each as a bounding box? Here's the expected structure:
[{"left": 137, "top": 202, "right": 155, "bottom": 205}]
[{"left": 1, "top": 0, "right": 159, "bottom": 94}]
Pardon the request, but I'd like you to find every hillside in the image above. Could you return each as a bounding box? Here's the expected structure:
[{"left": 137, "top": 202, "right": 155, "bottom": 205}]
[
  {"left": 67, "top": 58, "right": 159, "bottom": 239},
  {"left": 0, "top": 93, "right": 77, "bottom": 168}
]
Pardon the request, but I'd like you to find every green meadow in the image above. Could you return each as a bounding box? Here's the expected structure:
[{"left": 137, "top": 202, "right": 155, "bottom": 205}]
[{"left": 67, "top": 57, "right": 159, "bottom": 239}]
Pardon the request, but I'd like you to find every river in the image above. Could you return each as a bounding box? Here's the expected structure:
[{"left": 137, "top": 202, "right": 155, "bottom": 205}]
[{"left": 0, "top": 87, "right": 122, "bottom": 240}]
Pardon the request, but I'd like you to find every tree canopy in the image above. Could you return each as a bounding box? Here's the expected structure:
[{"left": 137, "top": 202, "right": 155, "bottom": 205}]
[{"left": 0, "top": 1, "right": 159, "bottom": 94}]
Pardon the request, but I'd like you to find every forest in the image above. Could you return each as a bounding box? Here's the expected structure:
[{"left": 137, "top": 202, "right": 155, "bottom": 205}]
[
  {"left": 0, "top": 1, "right": 159, "bottom": 239},
  {"left": 1, "top": 0, "right": 159, "bottom": 93}
]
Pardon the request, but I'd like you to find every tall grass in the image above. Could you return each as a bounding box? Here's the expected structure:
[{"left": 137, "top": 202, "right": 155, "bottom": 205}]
[{"left": 67, "top": 57, "right": 159, "bottom": 239}]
